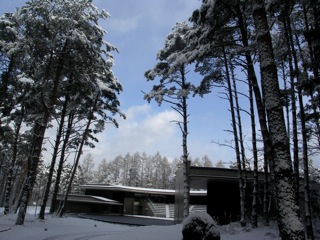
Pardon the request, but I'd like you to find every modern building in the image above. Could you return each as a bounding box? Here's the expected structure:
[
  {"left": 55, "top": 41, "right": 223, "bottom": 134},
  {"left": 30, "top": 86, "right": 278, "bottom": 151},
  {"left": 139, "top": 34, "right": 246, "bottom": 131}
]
[
  {"left": 56, "top": 166, "right": 267, "bottom": 224},
  {"left": 72, "top": 184, "right": 207, "bottom": 219},
  {"left": 175, "top": 165, "right": 266, "bottom": 224}
]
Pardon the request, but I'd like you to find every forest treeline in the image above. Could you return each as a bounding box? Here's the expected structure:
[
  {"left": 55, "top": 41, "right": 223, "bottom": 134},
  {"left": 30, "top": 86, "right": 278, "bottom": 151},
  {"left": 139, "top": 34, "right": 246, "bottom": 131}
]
[
  {"left": 0, "top": 0, "right": 320, "bottom": 239},
  {"left": 76, "top": 152, "right": 214, "bottom": 189},
  {"left": 2, "top": 150, "right": 214, "bottom": 220}
]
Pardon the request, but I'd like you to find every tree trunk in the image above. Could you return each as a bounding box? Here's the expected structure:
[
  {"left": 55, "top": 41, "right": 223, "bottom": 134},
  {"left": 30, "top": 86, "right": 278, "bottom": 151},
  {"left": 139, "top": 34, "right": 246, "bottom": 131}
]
[
  {"left": 57, "top": 94, "right": 99, "bottom": 217},
  {"left": 230, "top": 57, "right": 247, "bottom": 226},
  {"left": 38, "top": 96, "right": 69, "bottom": 220},
  {"left": 249, "top": 75, "right": 259, "bottom": 228},
  {"left": 13, "top": 177, "right": 26, "bottom": 214},
  {"left": 50, "top": 111, "right": 75, "bottom": 214},
  {"left": 286, "top": 7, "right": 315, "bottom": 238},
  {"left": 4, "top": 105, "right": 24, "bottom": 214},
  {"left": 15, "top": 119, "right": 49, "bottom": 225},
  {"left": 223, "top": 47, "right": 246, "bottom": 227},
  {"left": 181, "top": 65, "right": 190, "bottom": 220},
  {"left": 280, "top": 10, "right": 301, "bottom": 208},
  {"left": 235, "top": 2, "right": 272, "bottom": 224},
  {"left": 298, "top": 84, "right": 315, "bottom": 240},
  {"left": 251, "top": 1, "right": 305, "bottom": 239},
  {"left": 15, "top": 41, "right": 67, "bottom": 225}
]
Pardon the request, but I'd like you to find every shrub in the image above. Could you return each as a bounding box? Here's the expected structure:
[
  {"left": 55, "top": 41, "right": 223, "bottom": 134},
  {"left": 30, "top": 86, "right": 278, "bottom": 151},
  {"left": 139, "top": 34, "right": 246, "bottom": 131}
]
[{"left": 182, "top": 212, "right": 220, "bottom": 240}]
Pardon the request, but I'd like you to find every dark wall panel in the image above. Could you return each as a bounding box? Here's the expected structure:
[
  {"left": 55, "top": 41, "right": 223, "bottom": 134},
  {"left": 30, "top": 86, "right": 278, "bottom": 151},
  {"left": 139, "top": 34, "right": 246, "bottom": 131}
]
[{"left": 207, "top": 181, "right": 240, "bottom": 224}]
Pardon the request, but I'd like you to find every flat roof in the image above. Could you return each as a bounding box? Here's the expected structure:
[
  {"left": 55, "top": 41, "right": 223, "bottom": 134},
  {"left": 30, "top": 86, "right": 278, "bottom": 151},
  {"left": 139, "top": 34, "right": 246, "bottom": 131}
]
[
  {"left": 80, "top": 168, "right": 266, "bottom": 195},
  {"left": 189, "top": 166, "right": 266, "bottom": 189},
  {"left": 56, "top": 194, "right": 122, "bottom": 205},
  {"left": 80, "top": 184, "right": 207, "bottom": 196}
]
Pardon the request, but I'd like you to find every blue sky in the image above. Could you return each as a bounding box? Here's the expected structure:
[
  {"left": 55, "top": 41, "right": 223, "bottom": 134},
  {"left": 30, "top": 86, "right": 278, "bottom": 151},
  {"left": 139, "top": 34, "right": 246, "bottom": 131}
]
[{"left": 1, "top": 0, "right": 244, "bottom": 165}]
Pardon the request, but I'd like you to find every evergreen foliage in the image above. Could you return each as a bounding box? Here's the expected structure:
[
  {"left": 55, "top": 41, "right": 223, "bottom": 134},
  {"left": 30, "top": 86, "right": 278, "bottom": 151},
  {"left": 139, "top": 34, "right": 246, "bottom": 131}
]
[{"left": 0, "top": 0, "right": 122, "bottom": 225}]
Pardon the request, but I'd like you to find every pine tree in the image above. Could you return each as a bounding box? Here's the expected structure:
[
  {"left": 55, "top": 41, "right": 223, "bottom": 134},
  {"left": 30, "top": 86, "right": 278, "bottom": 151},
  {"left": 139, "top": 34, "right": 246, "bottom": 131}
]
[
  {"left": 0, "top": 0, "right": 123, "bottom": 225},
  {"left": 144, "top": 22, "right": 196, "bottom": 219}
]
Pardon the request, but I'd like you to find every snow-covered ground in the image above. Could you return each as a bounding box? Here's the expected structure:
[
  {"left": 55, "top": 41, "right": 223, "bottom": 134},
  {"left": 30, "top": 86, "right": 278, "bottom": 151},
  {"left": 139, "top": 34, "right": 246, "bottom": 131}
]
[{"left": 0, "top": 207, "right": 282, "bottom": 240}]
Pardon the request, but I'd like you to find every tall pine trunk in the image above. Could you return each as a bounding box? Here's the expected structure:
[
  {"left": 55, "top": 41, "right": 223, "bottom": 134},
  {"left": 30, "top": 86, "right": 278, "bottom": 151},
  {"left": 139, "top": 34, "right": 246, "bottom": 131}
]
[
  {"left": 251, "top": 1, "right": 305, "bottom": 239},
  {"left": 38, "top": 95, "right": 69, "bottom": 220},
  {"left": 230, "top": 57, "right": 247, "bottom": 226},
  {"left": 296, "top": 25, "right": 320, "bottom": 239},
  {"left": 249, "top": 76, "right": 259, "bottom": 228},
  {"left": 15, "top": 42, "right": 67, "bottom": 225},
  {"left": 298, "top": 83, "right": 315, "bottom": 240},
  {"left": 235, "top": 2, "right": 272, "bottom": 224},
  {"left": 285, "top": 7, "right": 315, "bottom": 238},
  {"left": 50, "top": 111, "right": 75, "bottom": 214},
  {"left": 57, "top": 94, "right": 99, "bottom": 217},
  {"left": 280, "top": 10, "right": 300, "bottom": 208},
  {"left": 223, "top": 47, "right": 246, "bottom": 227},
  {"left": 15, "top": 116, "right": 49, "bottom": 225},
  {"left": 180, "top": 65, "right": 190, "bottom": 220},
  {"left": 4, "top": 105, "right": 24, "bottom": 214}
]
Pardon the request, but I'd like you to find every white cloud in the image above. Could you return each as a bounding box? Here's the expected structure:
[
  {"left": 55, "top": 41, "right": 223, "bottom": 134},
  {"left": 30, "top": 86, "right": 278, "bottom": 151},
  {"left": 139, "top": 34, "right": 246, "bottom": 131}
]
[
  {"left": 106, "top": 15, "right": 142, "bottom": 35},
  {"left": 41, "top": 102, "right": 237, "bottom": 167},
  {"left": 92, "top": 104, "right": 182, "bottom": 161},
  {"left": 99, "top": 0, "right": 201, "bottom": 37}
]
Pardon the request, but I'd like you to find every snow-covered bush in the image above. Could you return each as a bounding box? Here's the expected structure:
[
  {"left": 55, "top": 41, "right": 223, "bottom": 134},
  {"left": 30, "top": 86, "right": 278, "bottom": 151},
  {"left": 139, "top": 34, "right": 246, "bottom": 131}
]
[{"left": 182, "top": 212, "right": 220, "bottom": 240}]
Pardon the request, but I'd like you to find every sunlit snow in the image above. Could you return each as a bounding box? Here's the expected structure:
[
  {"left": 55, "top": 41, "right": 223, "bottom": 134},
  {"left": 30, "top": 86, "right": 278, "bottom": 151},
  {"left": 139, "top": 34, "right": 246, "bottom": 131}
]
[{"left": 0, "top": 207, "right": 282, "bottom": 240}]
